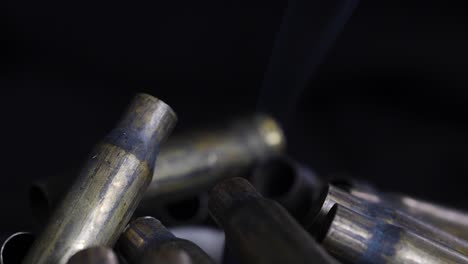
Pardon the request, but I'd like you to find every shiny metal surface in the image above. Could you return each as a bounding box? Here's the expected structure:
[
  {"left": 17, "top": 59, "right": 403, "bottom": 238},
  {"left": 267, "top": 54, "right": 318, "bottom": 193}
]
[
  {"left": 334, "top": 178, "right": 468, "bottom": 241},
  {"left": 119, "top": 217, "right": 214, "bottom": 264},
  {"left": 308, "top": 185, "right": 468, "bottom": 256},
  {"left": 22, "top": 94, "right": 177, "bottom": 264},
  {"left": 143, "top": 114, "right": 285, "bottom": 205},
  {"left": 209, "top": 177, "right": 338, "bottom": 264},
  {"left": 321, "top": 205, "right": 468, "bottom": 264},
  {"left": 29, "top": 115, "right": 285, "bottom": 224},
  {"left": 392, "top": 195, "right": 468, "bottom": 241},
  {"left": 1, "top": 232, "right": 35, "bottom": 264},
  {"left": 67, "top": 247, "right": 119, "bottom": 264}
]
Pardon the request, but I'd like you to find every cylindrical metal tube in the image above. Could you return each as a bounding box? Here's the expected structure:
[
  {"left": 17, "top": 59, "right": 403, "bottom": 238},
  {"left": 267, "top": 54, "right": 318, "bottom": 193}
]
[
  {"left": 67, "top": 247, "right": 119, "bottom": 264},
  {"left": 329, "top": 177, "right": 379, "bottom": 202},
  {"left": 317, "top": 204, "right": 468, "bottom": 264},
  {"left": 307, "top": 185, "right": 468, "bottom": 256},
  {"left": 1, "top": 232, "right": 35, "bottom": 264},
  {"left": 385, "top": 194, "right": 468, "bottom": 241},
  {"left": 209, "top": 177, "right": 338, "bottom": 264},
  {"left": 335, "top": 179, "right": 468, "bottom": 242},
  {"left": 23, "top": 94, "right": 177, "bottom": 264},
  {"left": 29, "top": 115, "right": 285, "bottom": 224},
  {"left": 250, "top": 156, "right": 323, "bottom": 223},
  {"left": 141, "top": 247, "right": 193, "bottom": 264},
  {"left": 142, "top": 114, "right": 285, "bottom": 205},
  {"left": 118, "top": 217, "right": 214, "bottom": 264}
]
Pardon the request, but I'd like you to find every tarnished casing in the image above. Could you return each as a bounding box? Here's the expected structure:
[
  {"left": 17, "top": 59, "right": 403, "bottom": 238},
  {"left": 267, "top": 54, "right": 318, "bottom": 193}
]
[
  {"left": 23, "top": 94, "right": 177, "bottom": 264},
  {"left": 118, "top": 217, "right": 214, "bottom": 264},
  {"left": 67, "top": 247, "right": 119, "bottom": 264},
  {"left": 319, "top": 205, "right": 468, "bottom": 264},
  {"left": 142, "top": 114, "right": 285, "bottom": 205},
  {"left": 30, "top": 115, "right": 285, "bottom": 223},
  {"left": 141, "top": 247, "right": 193, "bottom": 264},
  {"left": 209, "top": 177, "right": 338, "bottom": 264},
  {"left": 1, "top": 232, "right": 35, "bottom": 264},
  {"left": 386, "top": 195, "right": 468, "bottom": 241},
  {"left": 331, "top": 177, "right": 468, "bottom": 241},
  {"left": 307, "top": 185, "right": 468, "bottom": 256}
]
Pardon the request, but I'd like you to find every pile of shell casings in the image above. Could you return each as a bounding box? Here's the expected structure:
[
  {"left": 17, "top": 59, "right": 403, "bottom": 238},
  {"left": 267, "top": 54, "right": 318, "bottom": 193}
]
[{"left": 2, "top": 93, "right": 468, "bottom": 264}]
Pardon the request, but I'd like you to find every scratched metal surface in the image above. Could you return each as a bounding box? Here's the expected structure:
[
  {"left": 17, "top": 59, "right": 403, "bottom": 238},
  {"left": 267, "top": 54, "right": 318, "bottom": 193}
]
[
  {"left": 22, "top": 94, "right": 177, "bottom": 264},
  {"left": 322, "top": 205, "right": 468, "bottom": 264}
]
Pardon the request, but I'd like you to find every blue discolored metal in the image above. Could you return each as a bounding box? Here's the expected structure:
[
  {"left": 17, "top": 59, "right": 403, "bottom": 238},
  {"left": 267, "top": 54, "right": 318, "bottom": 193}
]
[{"left": 357, "top": 222, "right": 402, "bottom": 264}]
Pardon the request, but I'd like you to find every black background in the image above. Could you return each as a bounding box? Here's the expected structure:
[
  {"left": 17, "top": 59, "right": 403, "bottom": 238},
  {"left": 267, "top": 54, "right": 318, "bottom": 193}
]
[{"left": 1, "top": 0, "right": 468, "bottom": 231}]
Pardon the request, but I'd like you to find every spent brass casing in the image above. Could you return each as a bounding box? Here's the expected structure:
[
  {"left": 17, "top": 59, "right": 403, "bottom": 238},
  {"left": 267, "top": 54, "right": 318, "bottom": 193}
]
[
  {"left": 318, "top": 204, "right": 468, "bottom": 264},
  {"left": 209, "top": 177, "right": 338, "bottom": 264},
  {"left": 29, "top": 114, "right": 285, "bottom": 224},
  {"left": 118, "top": 217, "right": 214, "bottom": 264},
  {"left": 1, "top": 232, "right": 35, "bottom": 264},
  {"left": 385, "top": 194, "right": 468, "bottom": 242},
  {"left": 23, "top": 94, "right": 177, "bottom": 264},
  {"left": 67, "top": 247, "right": 119, "bottom": 264},
  {"left": 142, "top": 114, "right": 285, "bottom": 205},
  {"left": 250, "top": 156, "right": 323, "bottom": 223},
  {"left": 141, "top": 247, "right": 193, "bottom": 264},
  {"left": 329, "top": 177, "right": 378, "bottom": 199},
  {"left": 339, "top": 181, "right": 468, "bottom": 242},
  {"left": 308, "top": 185, "right": 468, "bottom": 256}
]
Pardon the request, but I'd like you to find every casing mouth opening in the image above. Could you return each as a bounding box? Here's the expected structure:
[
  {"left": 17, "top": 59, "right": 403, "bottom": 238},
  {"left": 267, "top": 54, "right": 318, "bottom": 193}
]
[
  {"left": 252, "top": 157, "right": 297, "bottom": 200},
  {"left": 1, "top": 232, "right": 35, "bottom": 264}
]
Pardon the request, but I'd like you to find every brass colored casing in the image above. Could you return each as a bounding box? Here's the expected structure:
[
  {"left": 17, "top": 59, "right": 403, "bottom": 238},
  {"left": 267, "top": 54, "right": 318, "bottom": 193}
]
[
  {"left": 67, "top": 247, "right": 119, "bottom": 264},
  {"left": 308, "top": 185, "right": 468, "bottom": 256},
  {"left": 142, "top": 114, "right": 285, "bottom": 205},
  {"left": 320, "top": 205, "right": 468, "bottom": 264},
  {"left": 342, "top": 182, "right": 468, "bottom": 242},
  {"left": 386, "top": 195, "right": 468, "bottom": 241},
  {"left": 119, "top": 217, "right": 214, "bottom": 264},
  {"left": 29, "top": 115, "right": 285, "bottom": 223},
  {"left": 209, "top": 177, "right": 338, "bottom": 264},
  {"left": 23, "top": 94, "right": 177, "bottom": 264},
  {"left": 1, "top": 232, "right": 35, "bottom": 264}
]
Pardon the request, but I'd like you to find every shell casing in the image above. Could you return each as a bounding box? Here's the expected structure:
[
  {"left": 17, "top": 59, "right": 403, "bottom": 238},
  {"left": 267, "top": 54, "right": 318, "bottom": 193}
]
[
  {"left": 342, "top": 183, "right": 468, "bottom": 242},
  {"left": 1, "top": 232, "right": 35, "bottom": 264},
  {"left": 22, "top": 94, "right": 177, "bottom": 264},
  {"left": 67, "top": 247, "right": 119, "bottom": 264},
  {"left": 118, "top": 217, "right": 214, "bottom": 264},
  {"left": 141, "top": 114, "right": 285, "bottom": 206},
  {"left": 141, "top": 246, "right": 193, "bottom": 264},
  {"left": 332, "top": 177, "right": 468, "bottom": 241},
  {"left": 386, "top": 194, "right": 468, "bottom": 242},
  {"left": 250, "top": 156, "right": 323, "bottom": 224},
  {"left": 320, "top": 204, "right": 468, "bottom": 264},
  {"left": 308, "top": 185, "right": 468, "bottom": 256},
  {"left": 29, "top": 114, "right": 285, "bottom": 224},
  {"left": 208, "top": 177, "right": 338, "bottom": 264}
]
